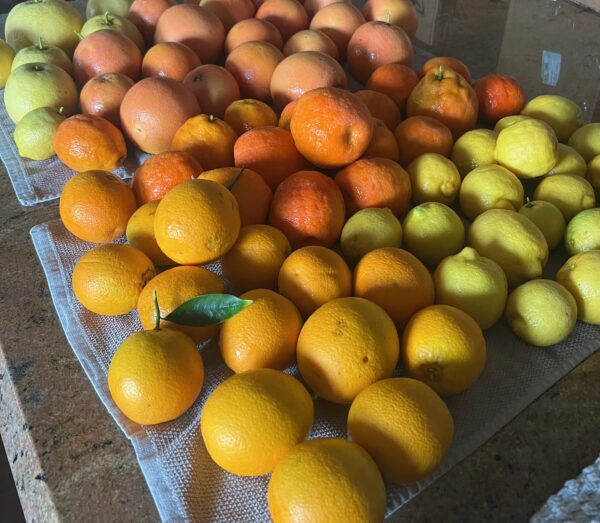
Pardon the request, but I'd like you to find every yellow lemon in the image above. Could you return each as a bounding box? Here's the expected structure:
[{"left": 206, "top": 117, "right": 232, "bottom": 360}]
[
  {"left": 493, "top": 114, "right": 531, "bottom": 133},
  {"left": 568, "top": 123, "right": 600, "bottom": 162},
  {"left": 468, "top": 209, "right": 548, "bottom": 287},
  {"left": 126, "top": 201, "right": 175, "bottom": 266},
  {"left": 268, "top": 438, "right": 386, "bottom": 523},
  {"left": 459, "top": 164, "right": 524, "bottom": 220},
  {"left": 13, "top": 105, "right": 65, "bottom": 161},
  {"left": 402, "top": 202, "right": 465, "bottom": 267},
  {"left": 406, "top": 152, "right": 461, "bottom": 204},
  {"left": 108, "top": 329, "right": 204, "bottom": 425},
  {"left": 434, "top": 247, "right": 507, "bottom": 329},
  {"left": 587, "top": 154, "right": 600, "bottom": 197},
  {"left": 200, "top": 369, "right": 314, "bottom": 476},
  {"left": 533, "top": 174, "right": 596, "bottom": 221},
  {"left": 556, "top": 250, "right": 600, "bottom": 324},
  {"left": 505, "top": 279, "right": 577, "bottom": 347},
  {"left": 451, "top": 128, "right": 497, "bottom": 177},
  {"left": 564, "top": 208, "right": 600, "bottom": 256},
  {"left": 547, "top": 144, "right": 587, "bottom": 177},
  {"left": 0, "top": 39, "right": 15, "bottom": 88},
  {"left": 518, "top": 199, "right": 566, "bottom": 250},
  {"left": 521, "top": 94, "right": 583, "bottom": 142},
  {"left": 495, "top": 118, "right": 558, "bottom": 178}
]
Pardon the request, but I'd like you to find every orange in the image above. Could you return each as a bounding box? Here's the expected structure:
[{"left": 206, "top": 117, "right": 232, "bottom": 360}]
[
  {"left": 126, "top": 201, "right": 175, "bottom": 266},
  {"left": 355, "top": 89, "right": 401, "bottom": 131},
  {"left": 54, "top": 114, "right": 126, "bottom": 172},
  {"left": 129, "top": 0, "right": 175, "bottom": 46},
  {"left": 296, "top": 296, "right": 399, "bottom": 403},
  {"left": 199, "top": 0, "right": 255, "bottom": 31},
  {"left": 269, "top": 170, "right": 346, "bottom": 248},
  {"left": 282, "top": 29, "right": 339, "bottom": 60},
  {"left": 234, "top": 126, "right": 307, "bottom": 190},
  {"left": 79, "top": 72, "right": 134, "bottom": 128},
  {"left": 348, "top": 377, "right": 454, "bottom": 484},
  {"left": 131, "top": 151, "right": 203, "bottom": 205},
  {"left": 335, "top": 157, "right": 411, "bottom": 216},
  {"left": 120, "top": 76, "right": 200, "bottom": 154},
  {"left": 362, "top": 117, "right": 400, "bottom": 162},
  {"left": 108, "top": 328, "right": 204, "bottom": 425},
  {"left": 255, "top": 0, "right": 309, "bottom": 41},
  {"left": 361, "top": 0, "right": 418, "bottom": 37},
  {"left": 268, "top": 438, "right": 386, "bottom": 523},
  {"left": 224, "top": 18, "right": 283, "bottom": 53},
  {"left": 141, "top": 42, "right": 201, "bottom": 82},
  {"left": 154, "top": 179, "right": 241, "bottom": 264},
  {"left": 224, "top": 98, "right": 279, "bottom": 135},
  {"left": 225, "top": 40, "right": 284, "bottom": 102},
  {"left": 222, "top": 224, "right": 290, "bottom": 291},
  {"left": 420, "top": 56, "right": 471, "bottom": 82},
  {"left": 353, "top": 247, "right": 435, "bottom": 329},
  {"left": 290, "top": 87, "right": 373, "bottom": 169},
  {"left": 473, "top": 74, "right": 526, "bottom": 124},
  {"left": 402, "top": 304, "right": 487, "bottom": 396},
  {"left": 270, "top": 50, "right": 347, "bottom": 110},
  {"left": 171, "top": 114, "right": 237, "bottom": 170},
  {"left": 72, "top": 244, "right": 155, "bottom": 315},
  {"left": 347, "top": 20, "right": 413, "bottom": 84},
  {"left": 154, "top": 4, "right": 225, "bottom": 63},
  {"left": 303, "top": 0, "right": 350, "bottom": 19},
  {"left": 366, "top": 63, "right": 418, "bottom": 109},
  {"left": 278, "top": 99, "right": 297, "bottom": 130},
  {"left": 60, "top": 170, "right": 136, "bottom": 243},
  {"left": 198, "top": 167, "right": 273, "bottom": 226},
  {"left": 220, "top": 288, "right": 302, "bottom": 372},
  {"left": 183, "top": 64, "right": 240, "bottom": 120},
  {"left": 137, "top": 265, "right": 224, "bottom": 343},
  {"left": 407, "top": 66, "right": 478, "bottom": 139},
  {"left": 278, "top": 245, "right": 352, "bottom": 318},
  {"left": 394, "top": 115, "right": 454, "bottom": 167},
  {"left": 309, "top": 2, "right": 365, "bottom": 59},
  {"left": 200, "top": 368, "right": 314, "bottom": 476}
]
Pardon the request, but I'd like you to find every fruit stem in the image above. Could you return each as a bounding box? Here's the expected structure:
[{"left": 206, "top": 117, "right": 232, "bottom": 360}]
[
  {"left": 437, "top": 65, "right": 444, "bottom": 81},
  {"left": 58, "top": 106, "right": 64, "bottom": 114},
  {"left": 227, "top": 167, "right": 245, "bottom": 190},
  {"left": 153, "top": 290, "right": 161, "bottom": 331},
  {"left": 75, "top": 31, "right": 84, "bottom": 41},
  {"left": 525, "top": 196, "right": 533, "bottom": 208},
  {"left": 37, "top": 36, "right": 46, "bottom": 50},
  {"left": 208, "top": 114, "right": 216, "bottom": 123},
  {"left": 385, "top": 10, "right": 391, "bottom": 25},
  {"left": 427, "top": 366, "right": 441, "bottom": 381},
  {"left": 103, "top": 11, "right": 113, "bottom": 26}
]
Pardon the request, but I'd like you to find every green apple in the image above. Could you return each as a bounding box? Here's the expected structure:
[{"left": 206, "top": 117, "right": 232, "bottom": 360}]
[
  {"left": 0, "top": 39, "right": 16, "bottom": 88},
  {"left": 4, "top": 62, "right": 78, "bottom": 123},
  {"left": 11, "top": 37, "right": 73, "bottom": 75},
  {"left": 14, "top": 106, "right": 66, "bottom": 160},
  {"left": 81, "top": 12, "right": 145, "bottom": 50},
  {"left": 86, "top": 0, "right": 132, "bottom": 19}
]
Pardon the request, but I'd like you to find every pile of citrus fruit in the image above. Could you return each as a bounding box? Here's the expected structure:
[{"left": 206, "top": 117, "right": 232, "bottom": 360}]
[{"left": 3, "top": 0, "right": 600, "bottom": 518}]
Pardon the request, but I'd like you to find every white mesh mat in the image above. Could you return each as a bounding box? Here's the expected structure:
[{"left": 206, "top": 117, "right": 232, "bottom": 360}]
[{"left": 30, "top": 219, "right": 600, "bottom": 522}]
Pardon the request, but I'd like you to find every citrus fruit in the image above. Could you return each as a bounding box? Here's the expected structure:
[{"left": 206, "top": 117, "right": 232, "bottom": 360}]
[
  {"left": 154, "top": 179, "right": 241, "bottom": 265},
  {"left": 402, "top": 202, "right": 465, "bottom": 267},
  {"left": 420, "top": 56, "right": 471, "bottom": 82},
  {"left": 201, "top": 368, "right": 313, "bottom": 476},
  {"left": 366, "top": 62, "right": 418, "bottom": 110},
  {"left": 184, "top": 65, "right": 241, "bottom": 120},
  {"left": 13, "top": 106, "right": 65, "bottom": 161},
  {"left": 362, "top": 117, "right": 400, "bottom": 162},
  {"left": 588, "top": 155, "right": 600, "bottom": 196},
  {"left": 547, "top": 143, "right": 587, "bottom": 177},
  {"left": 518, "top": 199, "right": 565, "bottom": 250},
  {"left": 60, "top": 170, "right": 136, "bottom": 243},
  {"left": 72, "top": 244, "right": 155, "bottom": 315},
  {"left": 450, "top": 128, "right": 497, "bottom": 176},
  {"left": 434, "top": 246, "right": 508, "bottom": 330},
  {"left": 297, "top": 297, "right": 399, "bottom": 403},
  {"left": 79, "top": 72, "right": 134, "bottom": 128},
  {"left": 361, "top": 0, "right": 418, "bottom": 37},
  {"left": 347, "top": 377, "right": 454, "bottom": 484},
  {"left": 129, "top": 0, "right": 175, "bottom": 46},
  {"left": 521, "top": 94, "right": 583, "bottom": 143},
  {"left": 394, "top": 115, "right": 454, "bottom": 167},
  {"left": 354, "top": 89, "right": 401, "bottom": 131},
  {"left": 278, "top": 100, "right": 297, "bottom": 131},
  {"left": 126, "top": 201, "right": 175, "bottom": 266},
  {"left": 12, "top": 39, "right": 72, "bottom": 75},
  {"left": 255, "top": 0, "right": 309, "bottom": 42},
  {"left": 224, "top": 98, "right": 278, "bottom": 136},
  {"left": 340, "top": 207, "right": 402, "bottom": 266},
  {"left": 220, "top": 288, "right": 302, "bottom": 372},
  {"left": 556, "top": 250, "right": 600, "bottom": 324},
  {"left": 472, "top": 74, "right": 525, "bottom": 124},
  {"left": 224, "top": 18, "right": 283, "bottom": 53},
  {"left": 533, "top": 174, "right": 596, "bottom": 221},
  {"left": 309, "top": 2, "right": 364, "bottom": 59},
  {"left": 141, "top": 42, "right": 201, "bottom": 81},
  {"left": 505, "top": 279, "right": 577, "bottom": 347},
  {"left": 282, "top": 29, "right": 339, "bottom": 59},
  {"left": 459, "top": 164, "right": 524, "bottom": 220},
  {"left": 402, "top": 304, "right": 486, "bottom": 395},
  {"left": 278, "top": 245, "right": 351, "bottom": 318},
  {"left": 353, "top": 247, "right": 435, "bottom": 329},
  {"left": 304, "top": 0, "right": 350, "bottom": 19},
  {"left": 468, "top": 209, "right": 548, "bottom": 287},
  {"left": 493, "top": 114, "right": 531, "bottom": 133},
  {"left": 199, "top": 0, "right": 256, "bottom": 31},
  {"left": 0, "top": 39, "right": 15, "bottom": 88},
  {"left": 108, "top": 329, "right": 204, "bottom": 425},
  {"left": 406, "top": 152, "right": 461, "bottom": 204},
  {"left": 221, "top": 224, "right": 291, "bottom": 292},
  {"left": 268, "top": 438, "right": 386, "bottom": 523},
  {"left": 564, "top": 208, "right": 600, "bottom": 255},
  {"left": 568, "top": 123, "right": 600, "bottom": 162}
]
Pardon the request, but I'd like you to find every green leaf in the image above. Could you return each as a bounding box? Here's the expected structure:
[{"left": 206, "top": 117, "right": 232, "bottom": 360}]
[{"left": 164, "top": 294, "right": 252, "bottom": 327}]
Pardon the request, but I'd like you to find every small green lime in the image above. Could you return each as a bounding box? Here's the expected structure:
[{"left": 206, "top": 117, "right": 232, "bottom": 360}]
[{"left": 14, "top": 106, "right": 65, "bottom": 160}]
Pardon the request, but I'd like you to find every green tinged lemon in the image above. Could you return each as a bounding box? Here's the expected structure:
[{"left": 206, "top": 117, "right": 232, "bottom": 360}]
[
  {"left": 568, "top": 123, "right": 600, "bottom": 162},
  {"left": 564, "top": 208, "right": 600, "bottom": 256},
  {"left": 547, "top": 144, "right": 587, "bottom": 177},
  {"left": 556, "top": 250, "right": 600, "bottom": 324},
  {"left": 521, "top": 94, "right": 583, "bottom": 142},
  {"left": 14, "top": 106, "right": 65, "bottom": 160},
  {"left": 450, "top": 128, "right": 497, "bottom": 176},
  {"left": 533, "top": 174, "right": 596, "bottom": 221},
  {"left": 518, "top": 199, "right": 565, "bottom": 250}
]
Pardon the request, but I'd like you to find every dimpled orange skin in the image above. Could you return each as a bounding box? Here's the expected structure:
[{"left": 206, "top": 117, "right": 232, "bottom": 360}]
[
  {"left": 290, "top": 87, "right": 374, "bottom": 169},
  {"left": 278, "top": 100, "right": 297, "bottom": 130},
  {"left": 269, "top": 170, "right": 346, "bottom": 249},
  {"left": 347, "top": 377, "right": 454, "bottom": 484},
  {"left": 200, "top": 368, "right": 314, "bottom": 476},
  {"left": 473, "top": 74, "right": 526, "bottom": 124},
  {"left": 366, "top": 63, "right": 419, "bottom": 110},
  {"left": 407, "top": 66, "right": 479, "bottom": 139},
  {"left": 394, "top": 115, "right": 454, "bottom": 167},
  {"left": 184, "top": 65, "right": 241, "bottom": 120},
  {"left": 54, "top": 114, "right": 127, "bottom": 172},
  {"left": 59, "top": 170, "right": 136, "bottom": 243},
  {"left": 355, "top": 89, "right": 401, "bottom": 131},
  {"left": 362, "top": 118, "right": 400, "bottom": 162},
  {"left": 224, "top": 98, "right": 279, "bottom": 136},
  {"left": 420, "top": 56, "right": 472, "bottom": 82},
  {"left": 137, "top": 265, "right": 224, "bottom": 343}
]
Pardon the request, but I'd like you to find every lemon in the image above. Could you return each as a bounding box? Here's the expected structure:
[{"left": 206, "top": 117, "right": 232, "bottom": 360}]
[
  {"left": 450, "top": 128, "right": 497, "bottom": 176},
  {"left": 340, "top": 207, "right": 402, "bottom": 266},
  {"left": 547, "top": 144, "right": 587, "bottom": 177},
  {"left": 0, "top": 39, "right": 15, "bottom": 88},
  {"left": 521, "top": 95, "right": 583, "bottom": 142},
  {"left": 518, "top": 199, "right": 565, "bottom": 250},
  {"left": 402, "top": 202, "right": 465, "bottom": 267},
  {"left": 126, "top": 201, "right": 175, "bottom": 266},
  {"left": 406, "top": 152, "right": 461, "bottom": 204},
  {"left": 533, "top": 174, "right": 596, "bottom": 221},
  {"left": 556, "top": 250, "right": 600, "bottom": 324},
  {"left": 434, "top": 247, "right": 508, "bottom": 329},
  {"left": 468, "top": 209, "right": 548, "bottom": 287},
  {"left": 459, "top": 164, "right": 524, "bottom": 220},
  {"left": 505, "top": 279, "right": 577, "bottom": 347},
  {"left": 495, "top": 118, "right": 558, "bottom": 178},
  {"left": 568, "top": 123, "right": 600, "bottom": 162},
  {"left": 564, "top": 208, "right": 600, "bottom": 256},
  {"left": 493, "top": 114, "right": 531, "bottom": 133},
  {"left": 587, "top": 154, "right": 600, "bottom": 196},
  {"left": 13, "top": 106, "right": 65, "bottom": 160}
]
